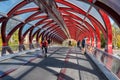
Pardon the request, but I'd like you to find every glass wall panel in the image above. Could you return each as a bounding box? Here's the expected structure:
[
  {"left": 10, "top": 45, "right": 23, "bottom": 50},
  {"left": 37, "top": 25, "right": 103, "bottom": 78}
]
[
  {"left": 19, "top": 2, "right": 38, "bottom": 10},
  {"left": 66, "top": 0, "right": 90, "bottom": 12},
  {"left": 89, "top": 7, "right": 106, "bottom": 29},
  {"left": 0, "top": 0, "right": 22, "bottom": 14},
  {"left": 6, "top": 19, "right": 21, "bottom": 35}
]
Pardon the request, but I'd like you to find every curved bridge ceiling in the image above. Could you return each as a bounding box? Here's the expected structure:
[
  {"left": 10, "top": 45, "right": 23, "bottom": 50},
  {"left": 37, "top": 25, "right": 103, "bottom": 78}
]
[{"left": 0, "top": 0, "right": 120, "bottom": 54}]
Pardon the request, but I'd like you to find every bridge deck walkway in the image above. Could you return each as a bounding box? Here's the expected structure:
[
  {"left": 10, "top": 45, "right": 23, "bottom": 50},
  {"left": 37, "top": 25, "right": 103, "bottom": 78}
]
[{"left": 0, "top": 47, "right": 108, "bottom": 80}]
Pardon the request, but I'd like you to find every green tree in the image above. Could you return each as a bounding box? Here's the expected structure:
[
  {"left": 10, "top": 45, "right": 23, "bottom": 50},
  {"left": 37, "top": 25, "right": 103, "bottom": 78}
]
[
  {"left": 101, "top": 32, "right": 105, "bottom": 48},
  {"left": 8, "top": 30, "right": 19, "bottom": 51},
  {"left": 112, "top": 23, "right": 120, "bottom": 48}
]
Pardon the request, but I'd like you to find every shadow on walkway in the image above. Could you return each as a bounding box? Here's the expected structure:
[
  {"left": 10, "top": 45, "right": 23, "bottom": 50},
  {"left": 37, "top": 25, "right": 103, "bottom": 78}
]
[{"left": 1, "top": 48, "right": 108, "bottom": 80}]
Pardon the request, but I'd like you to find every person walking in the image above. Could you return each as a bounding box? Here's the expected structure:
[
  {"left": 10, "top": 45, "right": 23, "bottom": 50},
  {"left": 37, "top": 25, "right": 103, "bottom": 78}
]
[
  {"left": 81, "top": 37, "right": 86, "bottom": 54},
  {"left": 41, "top": 38, "right": 48, "bottom": 57},
  {"left": 77, "top": 40, "right": 81, "bottom": 49},
  {"left": 47, "top": 39, "right": 51, "bottom": 48}
]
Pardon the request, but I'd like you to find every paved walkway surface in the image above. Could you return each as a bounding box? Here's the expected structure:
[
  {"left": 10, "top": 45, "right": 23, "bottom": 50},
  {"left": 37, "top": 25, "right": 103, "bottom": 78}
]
[{"left": 0, "top": 47, "right": 108, "bottom": 80}]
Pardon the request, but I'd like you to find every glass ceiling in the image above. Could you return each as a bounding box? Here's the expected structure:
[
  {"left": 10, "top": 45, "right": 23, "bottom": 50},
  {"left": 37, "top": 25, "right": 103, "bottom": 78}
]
[
  {"left": 13, "top": 11, "right": 37, "bottom": 21},
  {"left": 89, "top": 7, "right": 106, "bottom": 29},
  {"left": 0, "top": 0, "right": 114, "bottom": 43},
  {"left": 19, "top": 2, "right": 38, "bottom": 10},
  {"left": 56, "top": 3, "right": 70, "bottom": 8},
  {"left": 6, "top": 19, "right": 21, "bottom": 35},
  {"left": 0, "top": 0, "right": 22, "bottom": 14},
  {"left": 29, "top": 19, "right": 43, "bottom": 25},
  {"left": 66, "top": 0, "right": 90, "bottom": 12},
  {"left": 72, "top": 18, "right": 82, "bottom": 24},
  {"left": 67, "top": 11, "right": 85, "bottom": 19},
  {"left": 32, "top": 27, "right": 39, "bottom": 35},
  {"left": 22, "top": 24, "right": 31, "bottom": 35},
  {"left": 85, "top": 18, "right": 95, "bottom": 29},
  {"left": 33, "top": 13, "right": 47, "bottom": 18}
]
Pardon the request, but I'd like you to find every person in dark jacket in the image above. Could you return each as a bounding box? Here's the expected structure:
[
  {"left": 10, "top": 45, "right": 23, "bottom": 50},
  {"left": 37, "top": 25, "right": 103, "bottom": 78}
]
[
  {"left": 77, "top": 40, "right": 80, "bottom": 48},
  {"left": 82, "top": 38, "right": 85, "bottom": 48},
  {"left": 81, "top": 38, "right": 86, "bottom": 54},
  {"left": 41, "top": 38, "right": 48, "bottom": 57}
]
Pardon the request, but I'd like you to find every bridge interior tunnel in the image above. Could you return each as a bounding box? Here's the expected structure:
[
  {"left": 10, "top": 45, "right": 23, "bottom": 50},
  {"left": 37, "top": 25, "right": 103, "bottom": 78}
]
[{"left": 0, "top": 0, "right": 120, "bottom": 56}]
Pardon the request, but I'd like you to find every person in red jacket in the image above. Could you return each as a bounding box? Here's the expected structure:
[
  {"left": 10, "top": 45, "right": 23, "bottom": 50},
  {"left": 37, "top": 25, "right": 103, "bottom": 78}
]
[{"left": 41, "top": 38, "right": 48, "bottom": 57}]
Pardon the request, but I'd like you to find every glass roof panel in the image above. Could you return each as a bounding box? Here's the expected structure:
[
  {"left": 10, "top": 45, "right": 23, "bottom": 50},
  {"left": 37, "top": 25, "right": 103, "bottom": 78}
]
[
  {"left": 56, "top": 3, "right": 70, "bottom": 8},
  {"left": 39, "top": 29, "right": 44, "bottom": 35},
  {"left": 6, "top": 19, "right": 21, "bottom": 35},
  {"left": 89, "top": 7, "right": 106, "bottom": 29},
  {"left": 13, "top": 11, "right": 37, "bottom": 21},
  {"left": 44, "top": 19, "right": 53, "bottom": 22},
  {"left": 0, "top": 0, "right": 22, "bottom": 14},
  {"left": 22, "top": 24, "right": 32, "bottom": 35},
  {"left": 68, "top": 11, "right": 85, "bottom": 19},
  {"left": 37, "top": 23, "right": 48, "bottom": 28},
  {"left": 0, "top": 23, "right": 1, "bottom": 27},
  {"left": 32, "top": 27, "right": 39, "bottom": 35},
  {"left": 40, "top": 26, "right": 49, "bottom": 34},
  {"left": 19, "top": 2, "right": 38, "bottom": 10},
  {"left": 85, "top": 18, "right": 95, "bottom": 29},
  {"left": 29, "top": 19, "right": 42, "bottom": 25},
  {"left": 44, "top": 27, "right": 54, "bottom": 35},
  {"left": 109, "top": 17, "right": 114, "bottom": 25},
  {"left": 82, "top": 23, "right": 89, "bottom": 29},
  {"left": 72, "top": 18, "right": 82, "bottom": 24},
  {"left": 44, "top": 30, "right": 50, "bottom": 36},
  {"left": 35, "top": 13, "right": 47, "bottom": 17},
  {"left": 65, "top": 0, "right": 90, "bottom": 12},
  {"left": 38, "top": 30, "right": 41, "bottom": 36}
]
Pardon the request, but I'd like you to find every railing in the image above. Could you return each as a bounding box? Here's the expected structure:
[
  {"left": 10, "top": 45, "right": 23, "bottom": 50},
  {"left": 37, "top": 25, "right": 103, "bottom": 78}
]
[
  {"left": 0, "top": 43, "right": 40, "bottom": 56},
  {"left": 86, "top": 45, "right": 120, "bottom": 79},
  {"left": 0, "top": 46, "right": 2, "bottom": 56}
]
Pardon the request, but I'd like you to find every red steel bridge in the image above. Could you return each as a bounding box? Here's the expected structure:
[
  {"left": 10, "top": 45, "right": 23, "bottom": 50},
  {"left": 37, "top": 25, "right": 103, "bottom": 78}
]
[{"left": 0, "top": 0, "right": 120, "bottom": 80}]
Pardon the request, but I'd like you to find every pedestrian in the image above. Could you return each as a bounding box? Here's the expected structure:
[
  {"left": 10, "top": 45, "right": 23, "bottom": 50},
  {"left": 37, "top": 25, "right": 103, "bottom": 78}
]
[
  {"left": 81, "top": 37, "right": 86, "bottom": 54},
  {"left": 47, "top": 39, "right": 51, "bottom": 48},
  {"left": 77, "top": 40, "right": 81, "bottom": 49},
  {"left": 68, "top": 40, "right": 72, "bottom": 46},
  {"left": 41, "top": 38, "right": 48, "bottom": 57}
]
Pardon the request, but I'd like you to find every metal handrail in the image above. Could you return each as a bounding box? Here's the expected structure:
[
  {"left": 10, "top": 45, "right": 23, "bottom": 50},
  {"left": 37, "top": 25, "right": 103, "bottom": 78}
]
[
  {"left": 86, "top": 45, "right": 120, "bottom": 79},
  {"left": 0, "top": 43, "right": 40, "bottom": 56},
  {"left": 95, "top": 48, "right": 120, "bottom": 61}
]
